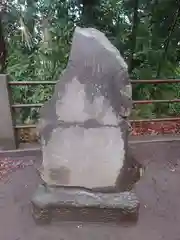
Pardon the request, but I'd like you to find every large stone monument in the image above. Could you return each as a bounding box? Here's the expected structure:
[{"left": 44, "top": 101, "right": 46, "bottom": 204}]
[{"left": 31, "top": 27, "right": 142, "bottom": 224}]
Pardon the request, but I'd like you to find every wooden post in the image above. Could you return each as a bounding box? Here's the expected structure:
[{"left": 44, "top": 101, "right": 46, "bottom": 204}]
[{"left": 0, "top": 75, "right": 16, "bottom": 150}]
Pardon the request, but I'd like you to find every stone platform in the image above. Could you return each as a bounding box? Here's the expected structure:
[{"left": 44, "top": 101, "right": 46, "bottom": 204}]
[{"left": 31, "top": 184, "right": 140, "bottom": 224}]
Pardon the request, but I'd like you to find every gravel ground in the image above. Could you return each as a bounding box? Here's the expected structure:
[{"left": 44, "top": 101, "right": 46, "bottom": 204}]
[{"left": 0, "top": 141, "right": 180, "bottom": 240}]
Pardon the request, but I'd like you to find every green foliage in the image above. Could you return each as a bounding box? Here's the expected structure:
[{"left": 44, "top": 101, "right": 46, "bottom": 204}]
[{"left": 1, "top": 0, "right": 180, "bottom": 123}]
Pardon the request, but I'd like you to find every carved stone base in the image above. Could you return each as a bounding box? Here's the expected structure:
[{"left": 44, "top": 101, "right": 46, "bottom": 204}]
[{"left": 31, "top": 184, "right": 140, "bottom": 224}]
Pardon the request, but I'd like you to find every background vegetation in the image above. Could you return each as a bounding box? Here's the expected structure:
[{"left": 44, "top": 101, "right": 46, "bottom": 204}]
[{"left": 1, "top": 0, "right": 180, "bottom": 125}]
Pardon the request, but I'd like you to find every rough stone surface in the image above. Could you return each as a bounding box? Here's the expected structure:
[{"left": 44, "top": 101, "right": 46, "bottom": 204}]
[
  {"left": 31, "top": 184, "right": 139, "bottom": 224},
  {"left": 37, "top": 26, "right": 137, "bottom": 191}
]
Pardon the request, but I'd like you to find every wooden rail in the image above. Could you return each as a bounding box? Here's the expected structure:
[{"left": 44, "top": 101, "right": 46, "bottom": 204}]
[
  {"left": 8, "top": 79, "right": 180, "bottom": 85},
  {"left": 9, "top": 79, "right": 180, "bottom": 130}
]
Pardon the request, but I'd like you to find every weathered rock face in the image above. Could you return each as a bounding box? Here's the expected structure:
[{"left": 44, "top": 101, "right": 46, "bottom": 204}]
[{"left": 38, "top": 27, "right": 133, "bottom": 191}]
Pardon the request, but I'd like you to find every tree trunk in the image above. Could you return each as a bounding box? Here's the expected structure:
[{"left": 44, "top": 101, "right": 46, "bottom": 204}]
[
  {"left": 81, "top": 0, "right": 99, "bottom": 27},
  {"left": 26, "top": 0, "right": 36, "bottom": 36},
  {"left": 128, "top": 0, "right": 139, "bottom": 74}
]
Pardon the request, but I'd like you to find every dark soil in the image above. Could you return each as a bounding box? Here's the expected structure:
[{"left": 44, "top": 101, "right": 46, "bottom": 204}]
[{"left": 0, "top": 141, "right": 180, "bottom": 240}]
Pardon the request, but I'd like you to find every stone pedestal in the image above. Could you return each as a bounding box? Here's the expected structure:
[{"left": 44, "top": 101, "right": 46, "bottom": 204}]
[{"left": 32, "top": 184, "right": 139, "bottom": 224}]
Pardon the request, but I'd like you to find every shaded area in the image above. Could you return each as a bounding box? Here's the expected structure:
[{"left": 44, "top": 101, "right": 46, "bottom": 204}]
[{"left": 0, "top": 141, "right": 180, "bottom": 239}]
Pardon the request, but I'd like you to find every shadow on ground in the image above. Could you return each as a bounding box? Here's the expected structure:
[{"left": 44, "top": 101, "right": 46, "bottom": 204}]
[{"left": 0, "top": 141, "right": 180, "bottom": 240}]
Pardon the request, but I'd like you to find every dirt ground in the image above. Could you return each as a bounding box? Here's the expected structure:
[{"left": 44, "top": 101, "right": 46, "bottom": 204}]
[{"left": 0, "top": 141, "right": 180, "bottom": 240}]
